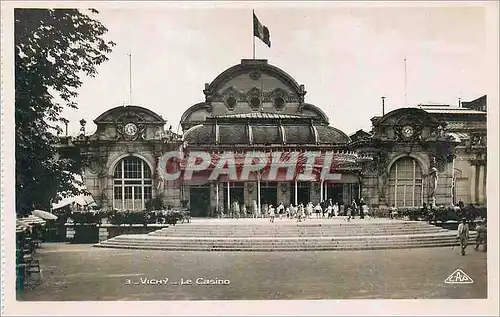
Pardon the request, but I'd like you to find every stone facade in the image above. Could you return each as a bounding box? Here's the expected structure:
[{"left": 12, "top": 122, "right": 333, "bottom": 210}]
[{"left": 66, "top": 60, "right": 487, "bottom": 215}]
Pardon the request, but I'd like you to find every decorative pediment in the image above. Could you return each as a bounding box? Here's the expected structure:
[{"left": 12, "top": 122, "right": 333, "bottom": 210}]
[
  {"left": 116, "top": 111, "right": 146, "bottom": 124},
  {"left": 94, "top": 106, "right": 165, "bottom": 124},
  {"left": 373, "top": 108, "right": 442, "bottom": 141}
]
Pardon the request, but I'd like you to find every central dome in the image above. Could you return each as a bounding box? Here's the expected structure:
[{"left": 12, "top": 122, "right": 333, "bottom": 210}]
[
  {"left": 180, "top": 59, "right": 330, "bottom": 131},
  {"left": 183, "top": 112, "right": 350, "bottom": 147}
]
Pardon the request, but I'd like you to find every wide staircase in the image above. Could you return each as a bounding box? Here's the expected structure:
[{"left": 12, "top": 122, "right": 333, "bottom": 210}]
[{"left": 95, "top": 219, "right": 477, "bottom": 251}]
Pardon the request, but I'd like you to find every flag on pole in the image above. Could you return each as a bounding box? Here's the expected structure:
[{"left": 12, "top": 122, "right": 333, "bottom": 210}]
[{"left": 253, "top": 12, "right": 271, "bottom": 47}]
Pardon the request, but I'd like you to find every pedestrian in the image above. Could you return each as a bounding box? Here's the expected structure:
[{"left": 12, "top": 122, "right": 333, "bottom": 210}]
[
  {"left": 315, "top": 203, "right": 322, "bottom": 218},
  {"left": 475, "top": 219, "right": 487, "bottom": 252},
  {"left": 390, "top": 204, "right": 398, "bottom": 219},
  {"left": 327, "top": 199, "right": 333, "bottom": 218},
  {"left": 457, "top": 217, "right": 470, "bottom": 256},
  {"left": 299, "top": 203, "right": 305, "bottom": 221},
  {"left": 333, "top": 202, "right": 339, "bottom": 217},
  {"left": 359, "top": 198, "right": 365, "bottom": 219},
  {"left": 234, "top": 201, "right": 240, "bottom": 219},
  {"left": 306, "top": 202, "right": 313, "bottom": 219},
  {"left": 241, "top": 203, "right": 247, "bottom": 218},
  {"left": 277, "top": 202, "right": 284, "bottom": 220},
  {"left": 269, "top": 204, "right": 275, "bottom": 223},
  {"left": 351, "top": 199, "right": 357, "bottom": 219},
  {"left": 346, "top": 207, "right": 352, "bottom": 222}
]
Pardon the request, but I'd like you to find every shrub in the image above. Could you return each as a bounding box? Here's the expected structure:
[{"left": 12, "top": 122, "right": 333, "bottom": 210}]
[
  {"left": 70, "top": 211, "right": 104, "bottom": 224},
  {"left": 145, "top": 198, "right": 165, "bottom": 211}
]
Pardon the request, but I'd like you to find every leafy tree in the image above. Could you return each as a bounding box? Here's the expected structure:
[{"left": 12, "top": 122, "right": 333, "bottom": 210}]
[{"left": 15, "top": 9, "right": 115, "bottom": 216}]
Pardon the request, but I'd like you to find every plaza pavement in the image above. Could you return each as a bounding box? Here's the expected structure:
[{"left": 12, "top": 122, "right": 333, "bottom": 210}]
[{"left": 19, "top": 242, "right": 487, "bottom": 301}]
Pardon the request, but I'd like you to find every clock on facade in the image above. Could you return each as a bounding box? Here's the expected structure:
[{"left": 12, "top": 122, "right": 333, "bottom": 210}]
[
  {"left": 124, "top": 122, "right": 138, "bottom": 136},
  {"left": 402, "top": 125, "right": 414, "bottom": 138}
]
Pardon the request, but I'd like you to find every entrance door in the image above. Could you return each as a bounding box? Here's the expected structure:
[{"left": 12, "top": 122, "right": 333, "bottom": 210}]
[
  {"left": 261, "top": 182, "right": 278, "bottom": 205},
  {"left": 189, "top": 187, "right": 211, "bottom": 217},
  {"left": 327, "top": 183, "right": 344, "bottom": 204},
  {"left": 293, "top": 182, "right": 311, "bottom": 205},
  {"left": 222, "top": 182, "right": 245, "bottom": 212}
]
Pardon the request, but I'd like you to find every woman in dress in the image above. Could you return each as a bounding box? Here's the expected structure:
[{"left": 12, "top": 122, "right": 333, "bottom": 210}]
[
  {"left": 315, "top": 203, "right": 322, "bottom": 218},
  {"left": 333, "top": 202, "right": 339, "bottom": 217},
  {"left": 346, "top": 206, "right": 352, "bottom": 222},
  {"left": 269, "top": 204, "right": 275, "bottom": 223},
  {"left": 277, "top": 202, "right": 285, "bottom": 220},
  {"left": 298, "top": 203, "right": 305, "bottom": 222},
  {"left": 306, "top": 202, "right": 313, "bottom": 219}
]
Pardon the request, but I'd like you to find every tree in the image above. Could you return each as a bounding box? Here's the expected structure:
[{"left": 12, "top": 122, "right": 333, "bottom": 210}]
[{"left": 15, "top": 9, "right": 115, "bottom": 215}]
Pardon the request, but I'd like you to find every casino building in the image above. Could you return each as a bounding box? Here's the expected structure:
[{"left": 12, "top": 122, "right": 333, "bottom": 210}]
[{"left": 67, "top": 59, "right": 487, "bottom": 216}]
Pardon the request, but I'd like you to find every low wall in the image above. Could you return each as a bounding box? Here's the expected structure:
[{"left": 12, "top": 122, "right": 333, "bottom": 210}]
[{"left": 65, "top": 223, "right": 169, "bottom": 243}]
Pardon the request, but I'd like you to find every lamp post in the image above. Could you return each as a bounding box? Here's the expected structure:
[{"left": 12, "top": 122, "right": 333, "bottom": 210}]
[{"left": 79, "top": 119, "right": 87, "bottom": 135}]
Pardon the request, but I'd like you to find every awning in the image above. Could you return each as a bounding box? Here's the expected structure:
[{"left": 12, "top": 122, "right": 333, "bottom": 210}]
[
  {"left": 18, "top": 215, "right": 46, "bottom": 226},
  {"left": 52, "top": 194, "right": 97, "bottom": 210},
  {"left": 447, "top": 132, "right": 469, "bottom": 142}
]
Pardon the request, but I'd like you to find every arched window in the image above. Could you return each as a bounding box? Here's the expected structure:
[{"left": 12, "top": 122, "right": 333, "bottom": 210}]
[
  {"left": 113, "top": 157, "right": 153, "bottom": 210},
  {"left": 387, "top": 157, "right": 423, "bottom": 207}
]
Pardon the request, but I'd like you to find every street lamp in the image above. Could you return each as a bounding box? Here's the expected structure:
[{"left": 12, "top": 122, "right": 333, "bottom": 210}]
[{"left": 79, "top": 119, "right": 87, "bottom": 135}]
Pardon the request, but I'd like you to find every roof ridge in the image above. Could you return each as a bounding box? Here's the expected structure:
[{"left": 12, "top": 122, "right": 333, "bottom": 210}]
[{"left": 210, "top": 112, "right": 313, "bottom": 119}]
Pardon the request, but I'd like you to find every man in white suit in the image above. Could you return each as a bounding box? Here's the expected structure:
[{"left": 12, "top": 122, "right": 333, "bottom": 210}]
[{"left": 457, "top": 217, "right": 470, "bottom": 256}]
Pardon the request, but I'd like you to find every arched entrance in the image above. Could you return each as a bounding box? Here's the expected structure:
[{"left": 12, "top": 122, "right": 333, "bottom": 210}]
[
  {"left": 113, "top": 156, "right": 153, "bottom": 210},
  {"left": 386, "top": 157, "right": 424, "bottom": 208}
]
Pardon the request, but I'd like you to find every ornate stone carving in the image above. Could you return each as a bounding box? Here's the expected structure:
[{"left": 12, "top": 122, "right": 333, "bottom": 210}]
[
  {"left": 470, "top": 133, "right": 486, "bottom": 147},
  {"left": 220, "top": 87, "right": 242, "bottom": 111},
  {"left": 368, "top": 151, "right": 388, "bottom": 176},
  {"left": 246, "top": 87, "right": 262, "bottom": 111},
  {"left": 212, "top": 87, "right": 299, "bottom": 105},
  {"left": 394, "top": 114, "right": 424, "bottom": 141},
  {"left": 116, "top": 122, "right": 146, "bottom": 141},
  {"left": 249, "top": 70, "right": 262, "bottom": 80},
  {"left": 270, "top": 88, "right": 288, "bottom": 111}
]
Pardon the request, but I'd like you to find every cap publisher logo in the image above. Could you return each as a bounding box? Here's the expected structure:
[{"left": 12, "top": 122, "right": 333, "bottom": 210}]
[{"left": 444, "top": 269, "right": 474, "bottom": 284}]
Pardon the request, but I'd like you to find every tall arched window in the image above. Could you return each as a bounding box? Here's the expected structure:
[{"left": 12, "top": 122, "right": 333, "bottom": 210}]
[
  {"left": 387, "top": 157, "right": 423, "bottom": 207},
  {"left": 113, "top": 157, "right": 153, "bottom": 210}
]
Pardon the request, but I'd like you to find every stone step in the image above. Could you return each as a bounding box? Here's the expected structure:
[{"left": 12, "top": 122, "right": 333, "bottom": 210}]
[
  {"left": 149, "top": 229, "right": 446, "bottom": 237},
  {"left": 149, "top": 227, "right": 447, "bottom": 237},
  {"left": 94, "top": 220, "right": 476, "bottom": 252},
  {"left": 99, "top": 234, "right": 476, "bottom": 248},
  {"left": 95, "top": 240, "right": 475, "bottom": 252},
  {"left": 156, "top": 222, "right": 440, "bottom": 228}
]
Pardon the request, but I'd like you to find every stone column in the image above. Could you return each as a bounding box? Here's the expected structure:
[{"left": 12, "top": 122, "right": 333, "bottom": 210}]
[
  {"left": 469, "top": 165, "right": 476, "bottom": 204},
  {"left": 483, "top": 164, "right": 487, "bottom": 204},
  {"left": 478, "top": 165, "right": 486, "bottom": 205}
]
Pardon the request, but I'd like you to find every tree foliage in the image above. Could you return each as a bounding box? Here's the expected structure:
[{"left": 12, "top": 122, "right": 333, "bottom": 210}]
[{"left": 15, "top": 9, "right": 115, "bottom": 215}]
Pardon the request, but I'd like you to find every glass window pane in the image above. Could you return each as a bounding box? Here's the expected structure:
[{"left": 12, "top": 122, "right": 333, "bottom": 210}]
[
  {"left": 134, "top": 186, "right": 142, "bottom": 199},
  {"left": 144, "top": 186, "right": 152, "bottom": 200},
  {"left": 114, "top": 186, "right": 122, "bottom": 199},
  {"left": 124, "top": 187, "right": 133, "bottom": 199},
  {"left": 124, "top": 180, "right": 143, "bottom": 185}
]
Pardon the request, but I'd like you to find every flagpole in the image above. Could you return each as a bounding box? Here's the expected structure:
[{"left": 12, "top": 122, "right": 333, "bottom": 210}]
[
  {"left": 129, "top": 51, "right": 133, "bottom": 105},
  {"left": 252, "top": 10, "right": 256, "bottom": 59},
  {"left": 404, "top": 57, "right": 407, "bottom": 107}
]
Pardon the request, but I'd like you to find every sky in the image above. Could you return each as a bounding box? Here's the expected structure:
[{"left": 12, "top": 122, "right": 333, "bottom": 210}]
[{"left": 62, "top": 2, "right": 489, "bottom": 136}]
